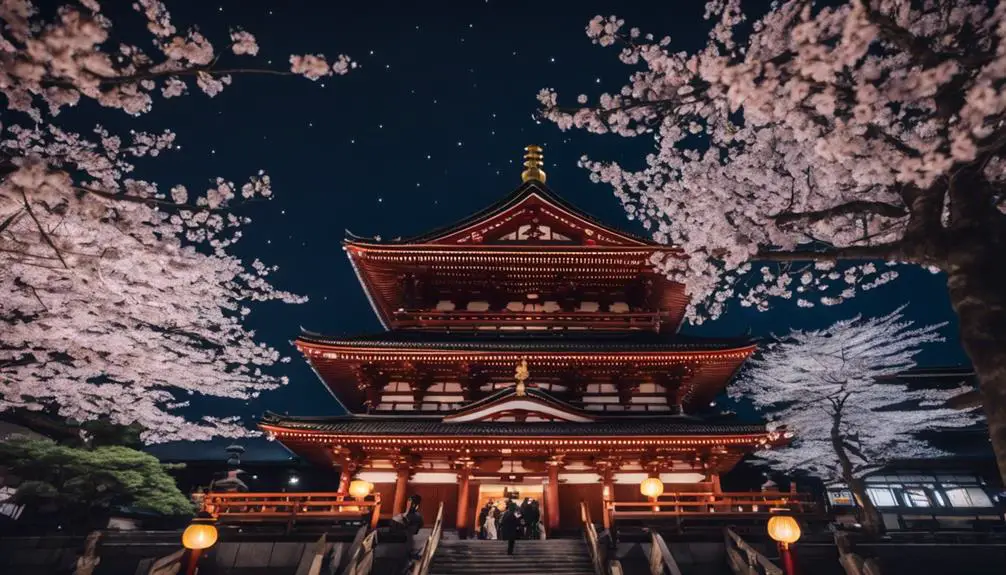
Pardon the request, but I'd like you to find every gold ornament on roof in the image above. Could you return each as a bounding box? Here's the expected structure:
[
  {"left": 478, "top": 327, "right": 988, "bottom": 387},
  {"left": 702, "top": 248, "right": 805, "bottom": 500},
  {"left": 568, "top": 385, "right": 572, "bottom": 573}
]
[
  {"left": 520, "top": 145, "right": 547, "bottom": 183},
  {"left": 514, "top": 357, "right": 529, "bottom": 396}
]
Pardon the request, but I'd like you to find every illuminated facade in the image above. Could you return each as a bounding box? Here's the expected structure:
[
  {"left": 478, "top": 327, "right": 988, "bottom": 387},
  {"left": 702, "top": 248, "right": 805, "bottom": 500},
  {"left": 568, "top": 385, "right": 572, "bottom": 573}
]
[{"left": 261, "top": 146, "right": 784, "bottom": 533}]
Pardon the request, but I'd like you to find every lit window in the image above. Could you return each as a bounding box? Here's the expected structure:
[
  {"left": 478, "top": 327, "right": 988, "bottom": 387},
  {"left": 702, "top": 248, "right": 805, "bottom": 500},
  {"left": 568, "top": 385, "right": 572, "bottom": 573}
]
[
  {"left": 902, "top": 488, "right": 931, "bottom": 507},
  {"left": 944, "top": 487, "right": 994, "bottom": 508},
  {"left": 866, "top": 487, "right": 897, "bottom": 507}
]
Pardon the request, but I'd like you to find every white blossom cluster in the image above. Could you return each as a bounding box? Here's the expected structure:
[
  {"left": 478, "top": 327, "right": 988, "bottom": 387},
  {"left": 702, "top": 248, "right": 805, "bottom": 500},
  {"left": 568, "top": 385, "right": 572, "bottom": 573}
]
[
  {"left": 0, "top": 1, "right": 350, "bottom": 443},
  {"left": 539, "top": 1, "right": 1006, "bottom": 323},
  {"left": 733, "top": 308, "right": 980, "bottom": 480}
]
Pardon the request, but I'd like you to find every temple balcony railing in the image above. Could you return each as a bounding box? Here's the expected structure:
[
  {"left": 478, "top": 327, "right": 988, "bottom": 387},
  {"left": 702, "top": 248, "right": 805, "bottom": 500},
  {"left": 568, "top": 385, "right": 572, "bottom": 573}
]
[
  {"left": 196, "top": 491, "right": 381, "bottom": 529},
  {"left": 604, "top": 491, "right": 821, "bottom": 527},
  {"left": 391, "top": 309, "right": 663, "bottom": 331}
]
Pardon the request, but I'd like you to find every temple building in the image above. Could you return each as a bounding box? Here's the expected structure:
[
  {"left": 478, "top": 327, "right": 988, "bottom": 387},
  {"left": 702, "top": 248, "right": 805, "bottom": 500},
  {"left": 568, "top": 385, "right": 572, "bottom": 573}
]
[{"left": 260, "top": 146, "right": 786, "bottom": 534}]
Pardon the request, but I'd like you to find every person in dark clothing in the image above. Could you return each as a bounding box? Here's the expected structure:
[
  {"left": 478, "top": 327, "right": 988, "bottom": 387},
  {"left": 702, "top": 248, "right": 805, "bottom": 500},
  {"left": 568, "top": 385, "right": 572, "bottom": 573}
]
[
  {"left": 525, "top": 499, "right": 541, "bottom": 539},
  {"left": 519, "top": 497, "right": 533, "bottom": 539},
  {"left": 498, "top": 501, "right": 522, "bottom": 555},
  {"left": 391, "top": 494, "right": 423, "bottom": 558}
]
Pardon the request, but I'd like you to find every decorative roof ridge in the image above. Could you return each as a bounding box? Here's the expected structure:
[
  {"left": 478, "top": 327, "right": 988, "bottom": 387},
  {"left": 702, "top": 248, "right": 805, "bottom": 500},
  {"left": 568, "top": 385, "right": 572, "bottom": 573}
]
[
  {"left": 342, "top": 180, "right": 662, "bottom": 247},
  {"left": 445, "top": 386, "right": 591, "bottom": 417}
]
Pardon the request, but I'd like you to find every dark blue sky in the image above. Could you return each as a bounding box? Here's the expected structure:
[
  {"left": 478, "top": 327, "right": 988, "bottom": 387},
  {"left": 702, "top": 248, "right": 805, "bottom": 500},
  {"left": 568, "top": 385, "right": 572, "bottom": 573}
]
[{"left": 131, "top": 0, "right": 967, "bottom": 461}]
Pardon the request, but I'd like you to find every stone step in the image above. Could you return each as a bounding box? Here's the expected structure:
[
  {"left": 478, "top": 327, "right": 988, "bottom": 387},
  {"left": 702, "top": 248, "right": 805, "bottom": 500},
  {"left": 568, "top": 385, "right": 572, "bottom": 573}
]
[
  {"left": 430, "top": 571, "right": 594, "bottom": 575},
  {"left": 432, "top": 557, "right": 592, "bottom": 562},
  {"left": 430, "top": 572, "right": 594, "bottom": 575},
  {"left": 429, "top": 539, "right": 594, "bottom": 575}
]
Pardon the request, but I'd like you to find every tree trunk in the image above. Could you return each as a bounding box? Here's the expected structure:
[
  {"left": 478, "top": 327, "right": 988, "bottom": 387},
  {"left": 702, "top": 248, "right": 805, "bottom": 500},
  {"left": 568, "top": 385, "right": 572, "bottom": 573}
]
[
  {"left": 831, "top": 413, "right": 883, "bottom": 536},
  {"left": 947, "top": 241, "right": 1006, "bottom": 485}
]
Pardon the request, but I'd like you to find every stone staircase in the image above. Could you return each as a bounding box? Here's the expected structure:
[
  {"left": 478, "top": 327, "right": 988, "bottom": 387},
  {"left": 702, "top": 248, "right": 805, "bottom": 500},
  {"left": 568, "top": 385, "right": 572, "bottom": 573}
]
[{"left": 427, "top": 539, "right": 596, "bottom": 575}]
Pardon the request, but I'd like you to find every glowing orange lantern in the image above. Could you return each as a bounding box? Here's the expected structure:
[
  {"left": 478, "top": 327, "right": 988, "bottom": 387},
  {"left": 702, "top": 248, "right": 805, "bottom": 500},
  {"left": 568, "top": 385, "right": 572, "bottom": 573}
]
[
  {"left": 640, "top": 477, "right": 665, "bottom": 499},
  {"left": 767, "top": 515, "right": 801, "bottom": 548},
  {"left": 349, "top": 479, "right": 373, "bottom": 499},
  {"left": 181, "top": 520, "right": 218, "bottom": 550}
]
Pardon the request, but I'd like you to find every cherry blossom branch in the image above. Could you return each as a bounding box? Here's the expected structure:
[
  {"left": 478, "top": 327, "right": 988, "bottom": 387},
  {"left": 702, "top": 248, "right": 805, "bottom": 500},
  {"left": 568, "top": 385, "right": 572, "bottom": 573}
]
[
  {"left": 773, "top": 200, "right": 908, "bottom": 228},
  {"left": 42, "top": 64, "right": 298, "bottom": 91},
  {"left": 72, "top": 184, "right": 267, "bottom": 213},
  {"left": 755, "top": 242, "right": 906, "bottom": 262},
  {"left": 860, "top": 0, "right": 992, "bottom": 69},
  {"left": 13, "top": 277, "right": 48, "bottom": 312},
  {"left": 19, "top": 188, "right": 68, "bottom": 269},
  {"left": 0, "top": 208, "right": 25, "bottom": 234}
]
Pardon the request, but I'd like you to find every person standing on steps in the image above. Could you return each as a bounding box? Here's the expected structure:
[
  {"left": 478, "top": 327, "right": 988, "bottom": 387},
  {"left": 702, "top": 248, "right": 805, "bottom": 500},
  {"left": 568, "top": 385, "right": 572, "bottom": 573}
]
[
  {"left": 526, "top": 499, "right": 542, "bottom": 539},
  {"left": 477, "top": 502, "right": 490, "bottom": 540},
  {"left": 390, "top": 494, "right": 423, "bottom": 559},
  {"left": 519, "top": 497, "right": 534, "bottom": 539},
  {"left": 498, "top": 501, "right": 522, "bottom": 555},
  {"left": 482, "top": 500, "right": 499, "bottom": 540}
]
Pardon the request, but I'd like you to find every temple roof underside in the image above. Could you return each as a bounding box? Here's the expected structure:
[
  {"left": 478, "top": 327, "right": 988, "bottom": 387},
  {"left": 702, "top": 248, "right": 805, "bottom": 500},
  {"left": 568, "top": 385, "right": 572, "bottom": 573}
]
[{"left": 295, "top": 333, "right": 755, "bottom": 415}]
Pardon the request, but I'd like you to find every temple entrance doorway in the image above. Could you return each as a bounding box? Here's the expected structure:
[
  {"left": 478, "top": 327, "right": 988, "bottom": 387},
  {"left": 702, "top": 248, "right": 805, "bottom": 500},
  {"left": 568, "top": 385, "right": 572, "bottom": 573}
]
[{"left": 473, "top": 483, "right": 544, "bottom": 538}]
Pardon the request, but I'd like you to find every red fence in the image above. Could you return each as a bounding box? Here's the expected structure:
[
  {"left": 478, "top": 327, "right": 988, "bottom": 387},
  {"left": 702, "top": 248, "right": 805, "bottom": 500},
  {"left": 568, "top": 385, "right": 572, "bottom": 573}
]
[
  {"left": 197, "top": 491, "right": 381, "bottom": 529},
  {"left": 604, "top": 491, "right": 820, "bottom": 528}
]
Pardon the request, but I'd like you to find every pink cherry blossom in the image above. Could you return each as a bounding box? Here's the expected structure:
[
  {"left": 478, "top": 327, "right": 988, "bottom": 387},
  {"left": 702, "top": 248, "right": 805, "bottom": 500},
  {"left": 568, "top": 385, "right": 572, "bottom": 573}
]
[
  {"left": 542, "top": 0, "right": 1006, "bottom": 481},
  {"left": 290, "top": 54, "right": 333, "bottom": 81},
  {"left": 230, "top": 29, "right": 259, "bottom": 56},
  {"left": 0, "top": 1, "right": 352, "bottom": 443}
]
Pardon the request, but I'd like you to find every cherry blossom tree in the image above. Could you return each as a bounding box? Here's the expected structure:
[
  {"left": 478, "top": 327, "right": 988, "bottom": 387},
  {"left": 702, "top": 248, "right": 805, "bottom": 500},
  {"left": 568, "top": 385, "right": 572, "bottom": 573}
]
[
  {"left": 0, "top": 1, "right": 353, "bottom": 443},
  {"left": 538, "top": 1, "right": 1006, "bottom": 480},
  {"left": 734, "top": 308, "right": 979, "bottom": 534}
]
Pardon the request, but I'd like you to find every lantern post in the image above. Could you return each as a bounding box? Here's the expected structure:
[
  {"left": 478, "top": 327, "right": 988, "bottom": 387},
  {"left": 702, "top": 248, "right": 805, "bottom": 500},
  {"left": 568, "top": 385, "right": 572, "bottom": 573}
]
[
  {"left": 767, "top": 515, "right": 801, "bottom": 575},
  {"left": 640, "top": 476, "right": 664, "bottom": 513},
  {"left": 181, "top": 512, "right": 218, "bottom": 575}
]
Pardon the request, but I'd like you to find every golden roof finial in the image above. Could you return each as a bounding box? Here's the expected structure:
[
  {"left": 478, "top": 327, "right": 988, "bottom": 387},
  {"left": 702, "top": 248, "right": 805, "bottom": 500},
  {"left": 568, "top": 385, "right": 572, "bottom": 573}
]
[
  {"left": 520, "top": 145, "right": 547, "bottom": 183},
  {"left": 514, "top": 357, "right": 529, "bottom": 396}
]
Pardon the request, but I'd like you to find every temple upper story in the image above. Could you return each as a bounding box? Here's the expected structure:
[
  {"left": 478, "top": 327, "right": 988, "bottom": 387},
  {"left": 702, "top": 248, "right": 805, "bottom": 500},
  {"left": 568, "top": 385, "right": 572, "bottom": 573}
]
[
  {"left": 298, "top": 146, "right": 754, "bottom": 417},
  {"left": 343, "top": 147, "right": 688, "bottom": 333}
]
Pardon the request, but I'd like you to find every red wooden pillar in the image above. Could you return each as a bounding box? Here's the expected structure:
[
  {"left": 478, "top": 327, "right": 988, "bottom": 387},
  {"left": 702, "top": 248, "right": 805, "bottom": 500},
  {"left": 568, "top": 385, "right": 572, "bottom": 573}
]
[
  {"left": 545, "top": 458, "right": 561, "bottom": 533},
  {"left": 392, "top": 460, "right": 411, "bottom": 516},
  {"left": 596, "top": 461, "right": 616, "bottom": 531},
  {"left": 456, "top": 463, "right": 473, "bottom": 538}
]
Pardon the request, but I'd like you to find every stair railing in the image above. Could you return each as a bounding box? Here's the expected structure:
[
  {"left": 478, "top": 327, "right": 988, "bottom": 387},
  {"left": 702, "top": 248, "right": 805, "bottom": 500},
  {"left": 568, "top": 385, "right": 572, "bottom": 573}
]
[
  {"left": 723, "top": 527, "right": 783, "bottom": 575},
  {"left": 581, "top": 501, "right": 621, "bottom": 575},
  {"left": 344, "top": 526, "right": 378, "bottom": 575},
  {"left": 410, "top": 502, "right": 445, "bottom": 575},
  {"left": 647, "top": 531, "right": 683, "bottom": 575}
]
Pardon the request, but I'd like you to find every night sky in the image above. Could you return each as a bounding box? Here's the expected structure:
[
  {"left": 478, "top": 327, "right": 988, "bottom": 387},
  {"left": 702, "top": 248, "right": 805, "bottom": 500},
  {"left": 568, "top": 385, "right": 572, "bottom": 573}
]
[{"left": 132, "top": 0, "right": 969, "bottom": 461}]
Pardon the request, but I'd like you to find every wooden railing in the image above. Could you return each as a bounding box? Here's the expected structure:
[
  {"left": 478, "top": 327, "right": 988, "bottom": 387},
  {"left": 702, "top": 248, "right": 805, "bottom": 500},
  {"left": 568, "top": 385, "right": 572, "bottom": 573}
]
[
  {"left": 344, "top": 525, "right": 377, "bottom": 575},
  {"left": 410, "top": 502, "right": 444, "bottom": 575},
  {"left": 724, "top": 527, "right": 782, "bottom": 575},
  {"left": 393, "top": 309, "right": 662, "bottom": 331},
  {"left": 581, "top": 501, "right": 621, "bottom": 575},
  {"left": 199, "top": 492, "right": 381, "bottom": 529},
  {"left": 607, "top": 492, "right": 818, "bottom": 522},
  {"left": 648, "top": 531, "right": 684, "bottom": 575}
]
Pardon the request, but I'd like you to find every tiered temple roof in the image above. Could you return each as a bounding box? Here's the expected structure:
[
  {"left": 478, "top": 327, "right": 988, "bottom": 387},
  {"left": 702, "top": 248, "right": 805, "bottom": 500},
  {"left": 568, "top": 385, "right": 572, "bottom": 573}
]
[{"left": 263, "top": 147, "right": 781, "bottom": 532}]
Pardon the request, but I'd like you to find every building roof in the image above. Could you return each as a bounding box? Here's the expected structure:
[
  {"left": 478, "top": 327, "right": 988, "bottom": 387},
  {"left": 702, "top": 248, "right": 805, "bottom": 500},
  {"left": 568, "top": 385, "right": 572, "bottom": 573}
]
[
  {"left": 297, "top": 330, "right": 755, "bottom": 353},
  {"left": 260, "top": 411, "right": 767, "bottom": 437},
  {"left": 345, "top": 180, "right": 659, "bottom": 247}
]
